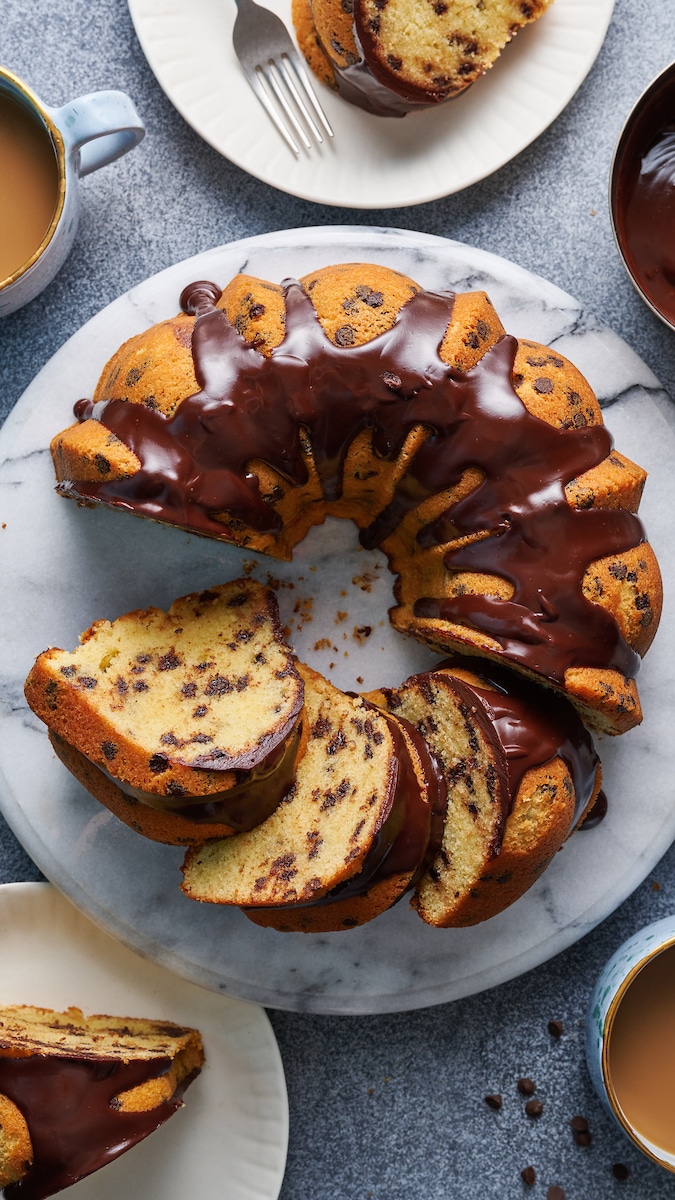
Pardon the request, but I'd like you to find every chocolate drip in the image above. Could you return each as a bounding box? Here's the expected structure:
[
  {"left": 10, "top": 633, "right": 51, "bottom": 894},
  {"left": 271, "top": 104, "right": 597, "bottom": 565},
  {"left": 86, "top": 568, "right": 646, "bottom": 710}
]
[
  {"left": 579, "top": 787, "right": 608, "bottom": 830},
  {"left": 65, "top": 280, "right": 644, "bottom": 687},
  {"left": 0, "top": 1052, "right": 196, "bottom": 1200},
  {"left": 437, "top": 657, "right": 600, "bottom": 828},
  {"left": 99, "top": 720, "right": 304, "bottom": 830}
]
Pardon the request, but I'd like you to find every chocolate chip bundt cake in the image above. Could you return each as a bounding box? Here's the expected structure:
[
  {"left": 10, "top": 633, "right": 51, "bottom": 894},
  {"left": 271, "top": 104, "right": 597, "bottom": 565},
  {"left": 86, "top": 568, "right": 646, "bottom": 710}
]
[
  {"left": 24, "top": 580, "right": 306, "bottom": 843},
  {"left": 291, "top": 0, "right": 554, "bottom": 116},
  {"left": 0, "top": 1004, "right": 203, "bottom": 1200},
  {"left": 50, "top": 263, "right": 662, "bottom": 738}
]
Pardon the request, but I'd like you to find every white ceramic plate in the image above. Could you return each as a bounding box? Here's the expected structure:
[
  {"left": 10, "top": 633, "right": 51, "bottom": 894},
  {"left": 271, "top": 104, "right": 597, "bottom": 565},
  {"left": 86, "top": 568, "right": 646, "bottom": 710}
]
[
  {"left": 127, "top": 0, "right": 614, "bottom": 206},
  {"left": 0, "top": 226, "right": 673, "bottom": 1015},
  {"left": 0, "top": 882, "right": 288, "bottom": 1200}
]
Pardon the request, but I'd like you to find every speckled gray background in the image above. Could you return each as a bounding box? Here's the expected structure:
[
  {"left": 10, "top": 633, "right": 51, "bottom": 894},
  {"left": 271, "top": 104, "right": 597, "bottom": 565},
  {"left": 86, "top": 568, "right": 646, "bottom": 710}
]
[{"left": 2, "top": 0, "right": 675, "bottom": 1196}]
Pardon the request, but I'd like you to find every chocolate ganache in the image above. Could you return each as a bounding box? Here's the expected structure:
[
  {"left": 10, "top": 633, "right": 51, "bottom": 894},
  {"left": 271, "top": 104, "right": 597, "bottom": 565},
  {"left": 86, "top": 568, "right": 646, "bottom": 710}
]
[
  {"left": 65, "top": 279, "right": 645, "bottom": 689},
  {"left": 436, "top": 658, "right": 600, "bottom": 831},
  {"left": 0, "top": 1052, "right": 196, "bottom": 1200}
]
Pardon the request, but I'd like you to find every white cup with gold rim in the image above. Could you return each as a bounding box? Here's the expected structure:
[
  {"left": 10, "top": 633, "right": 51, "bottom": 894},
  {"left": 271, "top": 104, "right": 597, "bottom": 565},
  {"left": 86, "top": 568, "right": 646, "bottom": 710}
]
[
  {"left": 0, "top": 66, "right": 145, "bottom": 316},
  {"left": 586, "top": 914, "right": 675, "bottom": 1172}
]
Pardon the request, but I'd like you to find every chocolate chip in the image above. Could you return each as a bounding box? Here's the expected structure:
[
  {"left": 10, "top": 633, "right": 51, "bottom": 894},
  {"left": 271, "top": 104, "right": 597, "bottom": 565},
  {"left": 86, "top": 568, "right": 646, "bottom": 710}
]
[
  {"left": 569, "top": 1115, "right": 588, "bottom": 1132},
  {"left": 484, "top": 1093, "right": 502, "bottom": 1110},
  {"left": 383, "top": 371, "right": 402, "bottom": 391},
  {"left": 365, "top": 291, "right": 384, "bottom": 307},
  {"left": 517, "top": 1078, "right": 536, "bottom": 1096},
  {"left": 60, "top": 666, "right": 76, "bottom": 677},
  {"left": 612, "top": 1163, "right": 630, "bottom": 1180},
  {"left": 548, "top": 1019, "right": 563, "bottom": 1037},
  {"left": 334, "top": 325, "right": 355, "bottom": 347},
  {"left": 158, "top": 651, "right": 181, "bottom": 671},
  {"left": 148, "top": 753, "right": 169, "bottom": 774},
  {"left": 534, "top": 376, "right": 554, "bottom": 394},
  {"left": 574, "top": 1130, "right": 592, "bottom": 1146},
  {"left": 79, "top": 676, "right": 97, "bottom": 689},
  {"left": 387, "top": 54, "right": 403, "bottom": 70},
  {"left": 525, "top": 1098, "right": 543, "bottom": 1118},
  {"left": 520, "top": 1166, "right": 536, "bottom": 1186},
  {"left": 547, "top": 1189, "right": 564, "bottom": 1200},
  {"left": 101, "top": 742, "right": 117, "bottom": 761}
]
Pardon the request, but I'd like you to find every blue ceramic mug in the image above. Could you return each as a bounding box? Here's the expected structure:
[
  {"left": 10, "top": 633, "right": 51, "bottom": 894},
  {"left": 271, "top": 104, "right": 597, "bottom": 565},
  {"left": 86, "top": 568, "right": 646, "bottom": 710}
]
[
  {"left": 0, "top": 66, "right": 145, "bottom": 316},
  {"left": 586, "top": 914, "right": 675, "bottom": 1173}
]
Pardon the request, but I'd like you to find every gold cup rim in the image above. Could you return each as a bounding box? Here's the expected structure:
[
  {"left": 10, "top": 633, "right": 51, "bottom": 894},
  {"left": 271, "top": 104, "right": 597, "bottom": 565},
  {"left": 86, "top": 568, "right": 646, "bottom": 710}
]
[
  {"left": 0, "top": 67, "right": 67, "bottom": 292},
  {"left": 601, "top": 933, "right": 675, "bottom": 1172}
]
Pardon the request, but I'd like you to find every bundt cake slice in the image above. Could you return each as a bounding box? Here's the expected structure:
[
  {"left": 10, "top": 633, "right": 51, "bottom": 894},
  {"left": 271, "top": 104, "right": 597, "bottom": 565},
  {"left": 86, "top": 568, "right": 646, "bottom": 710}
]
[
  {"left": 24, "top": 580, "right": 306, "bottom": 841},
  {"left": 365, "top": 657, "right": 601, "bottom": 926},
  {"left": 181, "top": 663, "right": 445, "bottom": 932},
  {"left": 293, "top": 0, "right": 554, "bottom": 115},
  {"left": 0, "top": 1004, "right": 203, "bottom": 1200}
]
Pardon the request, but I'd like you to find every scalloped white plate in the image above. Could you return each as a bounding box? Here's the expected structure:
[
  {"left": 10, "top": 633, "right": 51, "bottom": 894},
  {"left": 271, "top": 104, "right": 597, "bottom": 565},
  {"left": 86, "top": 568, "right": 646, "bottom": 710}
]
[
  {"left": 0, "top": 883, "right": 288, "bottom": 1200},
  {"left": 127, "top": 0, "right": 614, "bottom": 206}
]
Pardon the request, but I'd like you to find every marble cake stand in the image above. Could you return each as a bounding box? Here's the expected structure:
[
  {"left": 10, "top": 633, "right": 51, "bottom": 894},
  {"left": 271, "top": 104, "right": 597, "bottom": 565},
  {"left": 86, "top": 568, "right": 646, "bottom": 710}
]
[{"left": 1, "top": 226, "right": 673, "bottom": 1014}]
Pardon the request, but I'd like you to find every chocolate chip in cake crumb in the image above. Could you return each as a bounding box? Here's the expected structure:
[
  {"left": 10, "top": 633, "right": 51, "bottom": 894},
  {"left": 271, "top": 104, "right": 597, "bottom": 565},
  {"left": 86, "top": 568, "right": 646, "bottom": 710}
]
[
  {"left": 525, "top": 1098, "right": 543, "bottom": 1118},
  {"left": 387, "top": 55, "right": 403, "bottom": 70},
  {"left": 161, "top": 732, "right": 179, "bottom": 745},
  {"left": 158, "top": 651, "right": 181, "bottom": 671},
  {"left": 79, "top": 677, "right": 97, "bottom": 689},
  {"left": 124, "top": 366, "right": 143, "bottom": 387},
  {"left": 149, "top": 754, "right": 169, "bottom": 774},
  {"left": 365, "top": 291, "right": 383, "bottom": 307},
  {"left": 335, "top": 325, "right": 355, "bottom": 347},
  {"left": 433, "top": 0, "right": 448, "bottom": 11},
  {"left": 94, "top": 454, "right": 111, "bottom": 475},
  {"left": 548, "top": 1019, "right": 564, "bottom": 1037},
  {"left": 133, "top": 680, "right": 149, "bottom": 692},
  {"left": 60, "top": 666, "right": 76, "bottom": 677},
  {"left": 205, "top": 674, "right": 233, "bottom": 696},
  {"left": 101, "top": 741, "right": 118, "bottom": 760},
  {"left": 517, "top": 1077, "right": 536, "bottom": 1095},
  {"left": 534, "top": 376, "right": 554, "bottom": 394},
  {"left": 520, "top": 1166, "right": 536, "bottom": 1186},
  {"left": 612, "top": 1163, "right": 630, "bottom": 1180},
  {"left": 484, "top": 1093, "right": 502, "bottom": 1110}
]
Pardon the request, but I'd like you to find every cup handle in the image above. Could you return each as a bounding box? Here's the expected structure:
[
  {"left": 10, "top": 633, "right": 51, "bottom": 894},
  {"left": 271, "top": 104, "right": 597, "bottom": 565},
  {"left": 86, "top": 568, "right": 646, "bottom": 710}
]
[{"left": 50, "top": 91, "right": 145, "bottom": 177}]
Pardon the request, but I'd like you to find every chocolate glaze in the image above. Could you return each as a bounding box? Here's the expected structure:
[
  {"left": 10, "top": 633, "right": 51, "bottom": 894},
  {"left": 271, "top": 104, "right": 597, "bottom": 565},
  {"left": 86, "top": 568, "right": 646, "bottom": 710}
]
[
  {"left": 579, "top": 787, "right": 608, "bottom": 830},
  {"left": 98, "top": 720, "right": 304, "bottom": 831},
  {"left": 333, "top": 9, "right": 459, "bottom": 117},
  {"left": 613, "top": 65, "right": 675, "bottom": 326},
  {"left": 64, "top": 279, "right": 644, "bottom": 687},
  {"left": 0, "top": 1051, "right": 197, "bottom": 1200},
  {"left": 435, "top": 657, "right": 600, "bottom": 831}
]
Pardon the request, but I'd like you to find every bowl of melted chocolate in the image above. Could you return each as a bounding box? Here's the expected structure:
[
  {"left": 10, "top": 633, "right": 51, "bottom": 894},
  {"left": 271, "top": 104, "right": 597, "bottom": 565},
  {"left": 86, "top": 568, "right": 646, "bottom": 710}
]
[{"left": 610, "top": 62, "right": 675, "bottom": 330}]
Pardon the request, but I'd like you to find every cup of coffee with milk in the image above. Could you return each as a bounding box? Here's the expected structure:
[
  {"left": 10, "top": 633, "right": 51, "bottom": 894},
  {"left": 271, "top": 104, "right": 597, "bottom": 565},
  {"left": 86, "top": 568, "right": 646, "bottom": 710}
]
[
  {"left": 0, "top": 65, "right": 144, "bottom": 316},
  {"left": 586, "top": 915, "right": 675, "bottom": 1171}
]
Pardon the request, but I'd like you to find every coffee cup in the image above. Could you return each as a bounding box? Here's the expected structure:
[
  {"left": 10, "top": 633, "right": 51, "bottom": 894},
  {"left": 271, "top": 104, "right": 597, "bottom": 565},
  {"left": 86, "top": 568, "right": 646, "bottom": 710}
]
[
  {"left": 0, "top": 66, "right": 145, "bottom": 316},
  {"left": 586, "top": 915, "right": 675, "bottom": 1172}
]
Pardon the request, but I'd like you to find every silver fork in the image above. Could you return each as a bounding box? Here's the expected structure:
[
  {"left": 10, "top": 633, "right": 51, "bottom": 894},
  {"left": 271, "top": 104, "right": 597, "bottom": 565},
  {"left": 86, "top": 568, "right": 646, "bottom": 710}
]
[{"left": 232, "top": 0, "right": 334, "bottom": 155}]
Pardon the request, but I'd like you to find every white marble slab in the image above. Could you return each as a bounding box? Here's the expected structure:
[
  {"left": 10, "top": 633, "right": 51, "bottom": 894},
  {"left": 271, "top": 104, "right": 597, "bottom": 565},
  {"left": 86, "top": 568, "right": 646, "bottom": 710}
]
[{"left": 0, "top": 226, "right": 673, "bottom": 1014}]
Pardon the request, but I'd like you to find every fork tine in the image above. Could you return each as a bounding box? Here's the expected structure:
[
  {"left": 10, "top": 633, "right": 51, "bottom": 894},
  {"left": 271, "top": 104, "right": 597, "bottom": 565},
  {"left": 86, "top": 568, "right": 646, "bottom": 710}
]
[
  {"left": 284, "top": 51, "right": 334, "bottom": 141},
  {"left": 248, "top": 67, "right": 301, "bottom": 155},
  {"left": 265, "top": 60, "right": 313, "bottom": 151},
  {"left": 277, "top": 54, "right": 324, "bottom": 144}
]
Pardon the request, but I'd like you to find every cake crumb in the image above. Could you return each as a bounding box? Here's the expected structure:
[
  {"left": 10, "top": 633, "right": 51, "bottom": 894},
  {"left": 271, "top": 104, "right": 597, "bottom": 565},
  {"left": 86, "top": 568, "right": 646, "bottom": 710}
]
[{"left": 314, "top": 639, "right": 332, "bottom": 651}]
